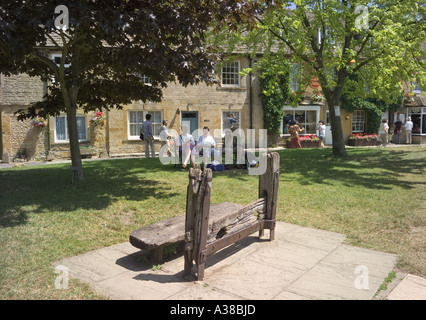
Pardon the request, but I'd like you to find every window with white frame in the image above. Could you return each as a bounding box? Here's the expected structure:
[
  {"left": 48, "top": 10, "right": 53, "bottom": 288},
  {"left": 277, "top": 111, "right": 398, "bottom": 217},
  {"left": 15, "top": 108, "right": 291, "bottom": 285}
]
[
  {"left": 352, "top": 110, "right": 366, "bottom": 132},
  {"left": 51, "top": 54, "right": 71, "bottom": 82},
  {"left": 54, "top": 115, "right": 87, "bottom": 142},
  {"left": 290, "top": 63, "right": 300, "bottom": 92},
  {"left": 326, "top": 66, "right": 338, "bottom": 89},
  {"left": 317, "top": 28, "right": 335, "bottom": 45},
  {"left": 222, "top": 111, "right": 240, "bottom": 135},
  {"left": 128, "top": 110, "right": 162, "bottom": 139},
  {"left": 137, "top": 74, "right": 152, "bottom": 85},
  {"left": 221, "top": 61, "right": 240, "bottom": 86},
  {"left": 413, "top": 81, "right": 422, "bottom": 93},
  {"left": 283, "top": 107, "right": 319, "bottom": 135},
  {"left": 141, "top": 75, "right": 152, "bottom": 84}
]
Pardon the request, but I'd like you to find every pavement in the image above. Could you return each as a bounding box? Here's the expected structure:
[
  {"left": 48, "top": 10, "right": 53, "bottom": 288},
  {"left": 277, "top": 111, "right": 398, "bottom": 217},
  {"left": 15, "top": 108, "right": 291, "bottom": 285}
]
[{"left": 52, "top": 221, "right": 426, "bottom": 300}]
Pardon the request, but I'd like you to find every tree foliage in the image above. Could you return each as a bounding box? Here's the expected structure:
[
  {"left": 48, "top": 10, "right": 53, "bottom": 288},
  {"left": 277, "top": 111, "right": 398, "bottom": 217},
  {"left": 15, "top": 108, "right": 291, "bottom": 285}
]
[
  {"left": 211, "top": 0, "right": 425, "bottom": 156},
  {"left": 256, "top": 55, "right": 292, "bottom": 136},
  {"left": 0, "top": 0, "right": 258, "bottom": 181}
]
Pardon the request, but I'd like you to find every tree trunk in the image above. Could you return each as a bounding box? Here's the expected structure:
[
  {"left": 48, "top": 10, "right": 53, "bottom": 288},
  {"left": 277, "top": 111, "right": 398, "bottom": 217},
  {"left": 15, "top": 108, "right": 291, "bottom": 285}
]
[
  {"left": 66, "top": 104, "right": 84, "bottom": 181},
  {"left": 63, "top": 44, "right": 84, "bottom": 182},
  {"left": 326, "top": 95, "right": 348, "bottom": 157}
]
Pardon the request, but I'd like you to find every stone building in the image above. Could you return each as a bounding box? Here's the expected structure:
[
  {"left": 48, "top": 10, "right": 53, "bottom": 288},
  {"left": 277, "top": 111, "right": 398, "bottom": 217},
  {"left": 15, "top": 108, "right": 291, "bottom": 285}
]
[
  {"left": 0, "top": 56, "right": 265, "bottom": 162},
  {"left": 1, "top": 56, "right": 424, "bottom": 163}
]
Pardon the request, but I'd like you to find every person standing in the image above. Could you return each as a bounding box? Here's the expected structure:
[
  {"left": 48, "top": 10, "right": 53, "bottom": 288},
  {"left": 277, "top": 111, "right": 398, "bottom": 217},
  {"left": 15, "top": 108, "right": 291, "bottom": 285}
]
[
  {"left": 223, "top": 113, "right": 238, "bottom": 131},
  {"left": 142, "top": 113, "right": 156, "bottom": 158},
  {"left": 394, "top": 117, "right": 403, "bottom": 144},
  {"left": 404, "top": 117, "right": 413, "bottom": 144},
  {"left": 379, "top": 119, "right": 389, "bottom": 147},
  {"left": 159, "top": 119, "right": 172, "bottom": 157},
  {"left": 288, "top": 120, "right": 303, "bottom": 148},
  {"left": 179, "top": 124, "right": 195, "bottom": 169},
  {"left": 317, "top": 120, "right": 326, "bottom": 147}
]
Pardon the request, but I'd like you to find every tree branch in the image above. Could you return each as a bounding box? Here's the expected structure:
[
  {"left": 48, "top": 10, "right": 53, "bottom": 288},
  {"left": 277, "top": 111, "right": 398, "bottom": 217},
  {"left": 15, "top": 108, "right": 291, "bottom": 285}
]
[{"left": 29, "top": 51, "right": 59, "bottom": 78}]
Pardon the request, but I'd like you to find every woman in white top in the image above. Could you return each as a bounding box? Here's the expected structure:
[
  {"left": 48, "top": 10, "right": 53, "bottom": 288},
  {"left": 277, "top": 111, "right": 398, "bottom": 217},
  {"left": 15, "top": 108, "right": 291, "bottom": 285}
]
[
  {"left": 378, "top": 119, "right": 389, "bottom": 147},
  {"left": 178, "top": 124, "right": 195, "bottom": 168},
  {"left": 317, "top": 121, "right": 326, "bottom": 147}
]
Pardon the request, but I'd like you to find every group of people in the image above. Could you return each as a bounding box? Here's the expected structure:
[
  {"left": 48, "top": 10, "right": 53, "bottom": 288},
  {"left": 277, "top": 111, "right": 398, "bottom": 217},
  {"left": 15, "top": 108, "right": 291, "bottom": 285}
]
[
  {"left": 288, "top": 120, "right": 326, "bottom": 148},
  {"left": 378, "top": 117, "right": 414, "bottom": 147},
  {"left": 141, "top": 113, "right": 241, "bottom": 169}
]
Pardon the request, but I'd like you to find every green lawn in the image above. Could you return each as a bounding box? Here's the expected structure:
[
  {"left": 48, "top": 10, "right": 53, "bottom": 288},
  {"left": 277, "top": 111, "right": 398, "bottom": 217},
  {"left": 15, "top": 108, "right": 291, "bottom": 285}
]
[{"left": 0, "top": 146, "right": 425, "bottom": 299}]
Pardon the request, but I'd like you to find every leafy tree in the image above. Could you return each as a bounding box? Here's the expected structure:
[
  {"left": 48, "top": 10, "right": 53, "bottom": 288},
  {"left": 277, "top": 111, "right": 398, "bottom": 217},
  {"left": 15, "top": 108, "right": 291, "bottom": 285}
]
[
  {"left": 0, "top": 0, "right": 257, "bottom": 181},
  {"left": 255, "top": 54, "right": 292, "bottom": 146},
  {"left": 215, "top": 0, "right": 425, "bottom": 156}
]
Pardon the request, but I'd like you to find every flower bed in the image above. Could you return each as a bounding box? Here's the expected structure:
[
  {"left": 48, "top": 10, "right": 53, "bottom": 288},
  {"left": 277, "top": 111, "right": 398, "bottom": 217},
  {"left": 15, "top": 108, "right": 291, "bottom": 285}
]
[
  {"left": 348, "top": 133, "right": 381, "bottom": 146},
  {"left": 286, "top": 134, "right": 321, "bottom": 148}
]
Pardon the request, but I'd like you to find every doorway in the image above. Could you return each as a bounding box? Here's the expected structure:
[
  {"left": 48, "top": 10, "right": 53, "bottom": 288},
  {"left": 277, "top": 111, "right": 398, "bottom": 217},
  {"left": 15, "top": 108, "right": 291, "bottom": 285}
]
[{"left": 181, "top": 111, "right": 199, "bottom": 141}]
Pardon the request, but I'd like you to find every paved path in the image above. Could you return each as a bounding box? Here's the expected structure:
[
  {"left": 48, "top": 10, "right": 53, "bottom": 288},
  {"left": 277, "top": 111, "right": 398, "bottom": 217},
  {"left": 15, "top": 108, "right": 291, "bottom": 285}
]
[{"left": 51, "top": 222, "right": 426, "bottom": 300}]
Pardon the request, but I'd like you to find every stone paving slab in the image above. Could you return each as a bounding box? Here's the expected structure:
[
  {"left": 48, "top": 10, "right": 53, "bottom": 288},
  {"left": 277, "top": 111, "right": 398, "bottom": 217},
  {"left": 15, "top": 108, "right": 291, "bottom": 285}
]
[
  {"left": 387, "top": 274, "right": 426, "bottom": 300},
  {"left": 53, "top": 222, "right": 402, "bottom": 300}
]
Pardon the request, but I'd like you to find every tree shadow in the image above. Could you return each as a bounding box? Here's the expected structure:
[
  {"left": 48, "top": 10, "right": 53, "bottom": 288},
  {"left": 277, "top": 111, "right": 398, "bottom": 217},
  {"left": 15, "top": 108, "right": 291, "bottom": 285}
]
[
  {"left": 0, "top": 158, "right": 182, "bottom": 228},
  {"left": 277, "top": 147, "right": 426, "bottom": 190},
  {"left": 1, "top": 147, "right": 424, "bottom": 228}
]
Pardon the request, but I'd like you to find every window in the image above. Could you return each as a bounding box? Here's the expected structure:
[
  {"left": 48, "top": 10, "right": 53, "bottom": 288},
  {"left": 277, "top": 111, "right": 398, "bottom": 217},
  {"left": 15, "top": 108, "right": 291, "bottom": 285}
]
[
  {"left": 55, "top": 115, "right": 87, "bottom": 142},
  {"left": 317, "top": 28, "right": 335, "bottom": 45},
  {"left": 141, "top": 75, "right": 152, "bottom": 85},
  {"left": 326, "top": 66, "right": 338, "bottom": 89},
  {"left": 408, "top": 107, "right": 426, "bottom": 135},
  {"left": 221, "top": 61, "right": 240, "bottom": 86},
  {"left": 51, "top": 54, "right": 71, "bottom": 82},
  {"left": 352, "top": 110, "right": 365, "bottom": 133},
  {"left": 136, "top": 74, "right": 152, "bottom": 85},
  {"left": 222, "top": 111, "right": 240, "bottom": 135},
  {"left": 128, "top": 110, "right": 162, "bottom": 139},
  {"left": 290, "top": 63, "right": 300, "bottom": 92},
  {"left": 413, "top": 81, "right": 422, "bottom": 93},
  {"left": 282, "top": 106, "right": 320, "bottom": 135}
]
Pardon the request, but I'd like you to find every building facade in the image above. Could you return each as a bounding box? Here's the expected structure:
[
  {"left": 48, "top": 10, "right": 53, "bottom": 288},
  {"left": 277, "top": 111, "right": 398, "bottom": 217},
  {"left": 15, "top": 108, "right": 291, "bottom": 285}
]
[
  {"left": 1, "top": 58, "right": 424, "bottom": 163},
  {"left": 0, "top": 56, "right": 265, "bottom": 162}
]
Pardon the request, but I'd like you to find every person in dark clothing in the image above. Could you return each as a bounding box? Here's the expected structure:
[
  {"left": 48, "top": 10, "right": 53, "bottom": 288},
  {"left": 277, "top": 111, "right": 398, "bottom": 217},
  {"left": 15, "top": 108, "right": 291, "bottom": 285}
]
[{"left": 394, "top": 118, "right": 403, "bottom": 144}]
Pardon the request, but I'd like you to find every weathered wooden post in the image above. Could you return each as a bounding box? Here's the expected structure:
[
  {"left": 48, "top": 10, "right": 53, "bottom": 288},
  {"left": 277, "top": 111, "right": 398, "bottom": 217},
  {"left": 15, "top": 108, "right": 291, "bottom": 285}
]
[
  {"left": 258, "top": 152, "right": 280, "bottom": 240},
  {"left": 183, "top": 167, "right": 212, "bottom": 279}
]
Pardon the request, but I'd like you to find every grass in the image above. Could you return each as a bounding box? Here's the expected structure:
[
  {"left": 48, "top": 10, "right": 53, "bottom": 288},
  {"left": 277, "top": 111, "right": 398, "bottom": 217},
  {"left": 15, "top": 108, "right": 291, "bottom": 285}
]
[{"left": 0, "top": 146, "right": 425, "bottom": 299}]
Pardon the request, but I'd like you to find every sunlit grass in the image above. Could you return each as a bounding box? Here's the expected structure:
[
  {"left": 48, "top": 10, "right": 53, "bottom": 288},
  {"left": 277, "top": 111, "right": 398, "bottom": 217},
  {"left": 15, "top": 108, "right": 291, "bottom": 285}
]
[{"left": 0, "top": 146, "right": 425, "bottom": 299}]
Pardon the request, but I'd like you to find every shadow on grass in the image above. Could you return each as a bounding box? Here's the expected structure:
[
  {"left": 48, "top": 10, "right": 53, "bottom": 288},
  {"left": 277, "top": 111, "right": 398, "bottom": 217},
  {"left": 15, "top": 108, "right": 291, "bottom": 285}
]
[
  {"left": 1, "top": 147, "right": 424, "bottom": 227},
  {"left": 277, "top": 147, "right": 426, "bottom": 190},
  {"left": 0, "top": 157, "right": 182, "bottom": 228}
]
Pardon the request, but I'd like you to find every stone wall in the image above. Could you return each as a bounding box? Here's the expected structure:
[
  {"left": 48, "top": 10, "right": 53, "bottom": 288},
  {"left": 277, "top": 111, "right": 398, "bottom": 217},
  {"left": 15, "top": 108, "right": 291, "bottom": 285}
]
[
  {"left": 107, "top": 57, "right": 264, "bottom": 156},
  {"left": 0, "top": 73, "right": 44, "bottom": 105},
  {"left": 0, "top": 105, "right": 48, "bottom": 162}
]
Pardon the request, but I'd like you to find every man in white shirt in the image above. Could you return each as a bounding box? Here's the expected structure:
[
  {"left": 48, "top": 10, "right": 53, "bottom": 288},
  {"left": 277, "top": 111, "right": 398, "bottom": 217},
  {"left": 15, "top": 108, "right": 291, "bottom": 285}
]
[
  {"left": 196, "top": 126, "right": 216, "bottom": 164},
  {"left": 404, "top": 117, "right": 413, "bottom": 144}
]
